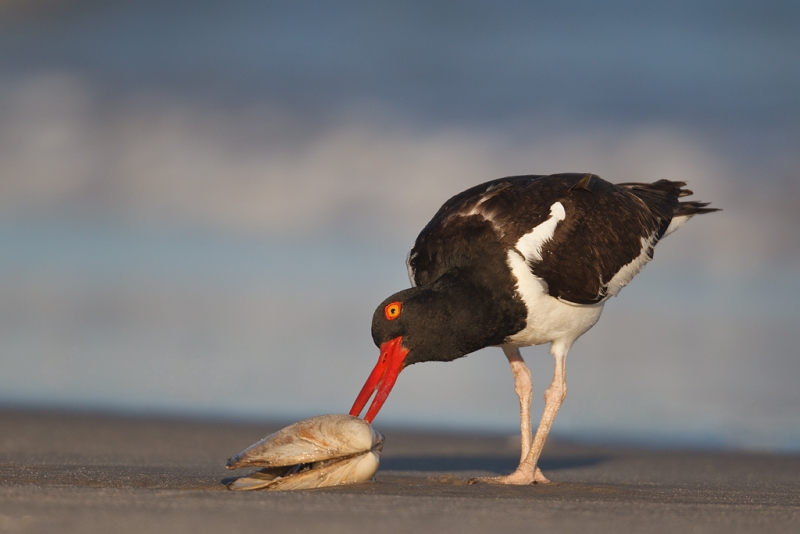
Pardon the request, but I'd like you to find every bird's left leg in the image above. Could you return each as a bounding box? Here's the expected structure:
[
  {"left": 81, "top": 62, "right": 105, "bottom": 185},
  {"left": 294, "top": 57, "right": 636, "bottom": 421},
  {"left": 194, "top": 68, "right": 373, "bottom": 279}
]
[{"left": 468, "top": 346, "right": 547, "bottom": 485}]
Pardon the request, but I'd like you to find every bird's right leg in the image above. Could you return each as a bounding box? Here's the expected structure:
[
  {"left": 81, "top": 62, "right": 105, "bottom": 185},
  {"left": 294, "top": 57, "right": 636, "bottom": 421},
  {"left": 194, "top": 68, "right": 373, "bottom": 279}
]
[{"left": 505, "top": 346, "right": 533, "bottom": 464}]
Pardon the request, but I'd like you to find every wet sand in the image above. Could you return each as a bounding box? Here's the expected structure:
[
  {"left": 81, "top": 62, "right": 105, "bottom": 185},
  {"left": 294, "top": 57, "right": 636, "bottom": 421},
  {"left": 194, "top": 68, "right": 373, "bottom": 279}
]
[{"left": 1, "top": 408, "right": 798, "bottom": 533}]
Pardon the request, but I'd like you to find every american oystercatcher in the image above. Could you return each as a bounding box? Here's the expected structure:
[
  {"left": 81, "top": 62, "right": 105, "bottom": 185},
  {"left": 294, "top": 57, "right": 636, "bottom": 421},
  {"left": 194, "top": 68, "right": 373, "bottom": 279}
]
[{"left": 349, "top": 173, "right": 718, "bottom": 485}]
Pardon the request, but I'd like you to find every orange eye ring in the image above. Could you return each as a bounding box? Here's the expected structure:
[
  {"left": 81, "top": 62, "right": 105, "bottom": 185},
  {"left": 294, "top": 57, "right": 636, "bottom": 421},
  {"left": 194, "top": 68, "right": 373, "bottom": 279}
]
[{"left": 384, "top": 301, "right": 402, "bottom": 320}]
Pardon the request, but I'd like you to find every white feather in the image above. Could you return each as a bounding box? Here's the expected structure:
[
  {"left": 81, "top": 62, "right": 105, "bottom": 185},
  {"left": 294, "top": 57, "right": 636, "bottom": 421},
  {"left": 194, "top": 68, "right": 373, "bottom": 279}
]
[
  {"left": 662, "top": 214, "right": 692, "bottom": 238},
  {"left": 505, "top": 203, "right": 603, "bottom": 347},
  {"left": 515, "top": 202, "right": 566, "bottom": 264},
  {"left": 406, "top": 249, "right": 417, "bottom": 287},
  {"left": 505, "top": 250, "right": 604, "bottom": 347},
  {"left": 604, "top": 231, "right": 659, "bottom": 297}
]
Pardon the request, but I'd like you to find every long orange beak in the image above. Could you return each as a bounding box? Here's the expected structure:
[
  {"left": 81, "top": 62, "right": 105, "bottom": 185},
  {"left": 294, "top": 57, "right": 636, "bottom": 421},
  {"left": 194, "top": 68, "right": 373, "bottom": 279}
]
[{"left": 349, "top": 336, "right": 409, "bottom": 423}]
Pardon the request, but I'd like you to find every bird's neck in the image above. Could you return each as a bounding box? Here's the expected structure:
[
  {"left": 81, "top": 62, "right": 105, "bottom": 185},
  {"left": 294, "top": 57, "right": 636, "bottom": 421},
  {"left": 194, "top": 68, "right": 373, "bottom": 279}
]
[{"left": 404, "top": 271, "right": 527, "bottom": 365}]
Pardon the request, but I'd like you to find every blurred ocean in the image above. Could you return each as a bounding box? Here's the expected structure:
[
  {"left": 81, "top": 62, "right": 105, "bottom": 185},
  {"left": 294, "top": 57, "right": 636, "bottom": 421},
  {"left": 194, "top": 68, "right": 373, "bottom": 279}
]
[{"left": 1, "top": 0, "right": 799, "bottom": 451}]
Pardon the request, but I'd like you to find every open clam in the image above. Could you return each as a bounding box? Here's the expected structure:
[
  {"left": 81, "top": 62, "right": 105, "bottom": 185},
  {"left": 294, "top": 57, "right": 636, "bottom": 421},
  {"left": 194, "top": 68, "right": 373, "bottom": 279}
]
[{"left": 224, "top": 413, "right": 384, "bottom": 491}]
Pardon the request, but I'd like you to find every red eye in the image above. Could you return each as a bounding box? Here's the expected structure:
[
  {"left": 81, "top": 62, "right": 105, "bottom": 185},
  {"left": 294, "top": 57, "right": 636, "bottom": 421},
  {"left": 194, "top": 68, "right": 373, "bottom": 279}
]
[{"left": 384, "top": 301, "right": 402, "bottom": 320}]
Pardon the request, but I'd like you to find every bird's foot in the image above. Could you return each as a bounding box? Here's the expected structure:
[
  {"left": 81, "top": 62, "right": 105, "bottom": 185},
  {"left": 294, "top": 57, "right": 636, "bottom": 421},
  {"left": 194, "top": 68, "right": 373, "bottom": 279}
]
[{"left": 468, "top": 466, "right": 550, "bottom": 485}]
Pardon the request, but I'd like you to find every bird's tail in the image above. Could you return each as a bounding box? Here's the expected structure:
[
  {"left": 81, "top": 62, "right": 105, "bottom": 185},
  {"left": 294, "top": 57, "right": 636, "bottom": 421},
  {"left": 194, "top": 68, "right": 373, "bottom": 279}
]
[
  {"left": 674, "top": 199, "right": 720, "bottom": 217},
  {"left": 618, "top": 179, "right": 720, "bottom": 217}
]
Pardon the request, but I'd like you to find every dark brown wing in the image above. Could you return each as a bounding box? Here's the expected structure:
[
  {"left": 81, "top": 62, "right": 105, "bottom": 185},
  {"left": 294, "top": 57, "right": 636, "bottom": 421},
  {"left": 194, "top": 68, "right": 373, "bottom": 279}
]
[{"left": 407, "top": 173, "right": 716, "bottom": 304}]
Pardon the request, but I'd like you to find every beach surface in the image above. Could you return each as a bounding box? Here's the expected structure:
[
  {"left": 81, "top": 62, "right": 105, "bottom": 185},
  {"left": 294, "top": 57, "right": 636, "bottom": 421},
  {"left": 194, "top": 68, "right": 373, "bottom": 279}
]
[{"left": 1, "top": 408, "right": 798, "bottom": 534}]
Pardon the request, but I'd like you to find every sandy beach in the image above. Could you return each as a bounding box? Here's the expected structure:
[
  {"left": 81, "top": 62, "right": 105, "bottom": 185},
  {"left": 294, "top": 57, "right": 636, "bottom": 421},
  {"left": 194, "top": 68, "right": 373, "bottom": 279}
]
[{"left": 0, "top": 408, "right": 798, "bottom": 533}]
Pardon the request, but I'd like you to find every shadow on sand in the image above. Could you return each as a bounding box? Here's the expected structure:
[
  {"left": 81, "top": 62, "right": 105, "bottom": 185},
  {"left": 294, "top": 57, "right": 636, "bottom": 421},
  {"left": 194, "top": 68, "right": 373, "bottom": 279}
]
[{"left": 380, "top": 454, "right": 609, "bottom": 473}]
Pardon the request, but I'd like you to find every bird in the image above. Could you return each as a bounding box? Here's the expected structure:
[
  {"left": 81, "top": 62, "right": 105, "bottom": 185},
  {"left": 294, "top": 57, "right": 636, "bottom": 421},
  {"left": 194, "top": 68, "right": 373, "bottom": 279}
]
[{"left": 349, "top": 173, "right": 719, "bottom": 485}]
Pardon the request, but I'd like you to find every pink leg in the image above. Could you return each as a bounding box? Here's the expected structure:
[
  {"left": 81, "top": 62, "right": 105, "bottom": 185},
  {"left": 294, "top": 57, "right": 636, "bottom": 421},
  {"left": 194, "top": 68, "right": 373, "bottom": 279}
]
[
  {"left": 469, "top": 346, "right": 550, "bottom": 485},
  {"left": 516, "top": 342, "right": 568, "bottom": 484}
]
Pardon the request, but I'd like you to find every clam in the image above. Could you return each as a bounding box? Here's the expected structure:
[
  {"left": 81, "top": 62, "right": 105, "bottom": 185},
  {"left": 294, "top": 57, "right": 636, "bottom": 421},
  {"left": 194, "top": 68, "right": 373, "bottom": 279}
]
[{"left": 224, "top": 413, "right": 384, "bottom": 491}]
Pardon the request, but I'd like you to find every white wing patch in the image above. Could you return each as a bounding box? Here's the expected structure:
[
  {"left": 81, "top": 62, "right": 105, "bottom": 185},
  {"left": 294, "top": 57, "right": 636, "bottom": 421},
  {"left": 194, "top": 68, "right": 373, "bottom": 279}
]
[
  {"left": 515, "top": 202, "right": 566, "bottom": 264},
  {"left": 604, "top": 231, "right": 659, "bottom": 297},
  {"left": 504, "top": 201, "right": 606, "bottom": 347}
]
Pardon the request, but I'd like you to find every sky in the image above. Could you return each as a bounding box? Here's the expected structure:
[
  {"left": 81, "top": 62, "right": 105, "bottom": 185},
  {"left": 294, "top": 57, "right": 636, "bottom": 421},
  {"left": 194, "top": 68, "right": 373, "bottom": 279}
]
[{"left": 1, "top": 0, "right": 799, "bottom": 451}]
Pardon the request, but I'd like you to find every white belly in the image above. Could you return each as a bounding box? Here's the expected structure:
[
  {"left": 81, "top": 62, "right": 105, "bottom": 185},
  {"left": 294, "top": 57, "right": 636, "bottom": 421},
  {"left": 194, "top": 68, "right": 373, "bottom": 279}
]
[{"left": 505, "top": 250, "right": 605, "bottom": 347}]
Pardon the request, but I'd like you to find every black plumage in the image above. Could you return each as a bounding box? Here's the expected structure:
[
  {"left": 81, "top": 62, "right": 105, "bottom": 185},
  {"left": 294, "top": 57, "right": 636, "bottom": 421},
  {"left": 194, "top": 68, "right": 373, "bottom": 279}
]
[
  {"left": 352, "top": 172, "right": 718, "bottom": 485},
  {"left": 408, "top": 173, "right": 718, "bottom": 304}
]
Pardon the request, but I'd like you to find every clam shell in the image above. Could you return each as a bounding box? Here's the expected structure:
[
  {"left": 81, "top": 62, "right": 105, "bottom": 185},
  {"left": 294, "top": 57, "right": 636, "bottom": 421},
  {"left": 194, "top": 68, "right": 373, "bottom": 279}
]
[{"left": 225, "top": 414, "right": 384, "bottom": 491}]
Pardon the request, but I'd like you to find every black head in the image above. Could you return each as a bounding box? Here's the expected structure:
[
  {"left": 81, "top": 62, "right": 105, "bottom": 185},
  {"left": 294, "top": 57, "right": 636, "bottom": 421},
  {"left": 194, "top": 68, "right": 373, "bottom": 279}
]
[
  {"left": 370, "top": 284, "right": 477, "bottom": 367},
  {"left": 350, "top": 272, "right": 525, "bottom": 422}
]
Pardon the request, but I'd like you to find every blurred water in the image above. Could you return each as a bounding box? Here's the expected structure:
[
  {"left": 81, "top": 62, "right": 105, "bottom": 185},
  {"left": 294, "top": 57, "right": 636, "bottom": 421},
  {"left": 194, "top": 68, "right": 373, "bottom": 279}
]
[{"left": 1, "top": 0, "right": 798, "bottom": 451}]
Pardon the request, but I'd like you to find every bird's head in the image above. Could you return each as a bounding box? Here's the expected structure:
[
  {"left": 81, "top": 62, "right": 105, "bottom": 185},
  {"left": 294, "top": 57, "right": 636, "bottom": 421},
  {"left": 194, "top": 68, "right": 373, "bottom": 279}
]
[{"left": 349, "top": 273, "right": 515, "bottom": 423}]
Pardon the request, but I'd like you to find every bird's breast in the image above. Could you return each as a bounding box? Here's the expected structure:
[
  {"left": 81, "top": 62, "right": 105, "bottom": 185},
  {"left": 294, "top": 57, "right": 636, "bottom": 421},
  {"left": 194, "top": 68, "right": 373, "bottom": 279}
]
[{"left": 504, "top": 248, "right": 605, "bottom": 347}]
